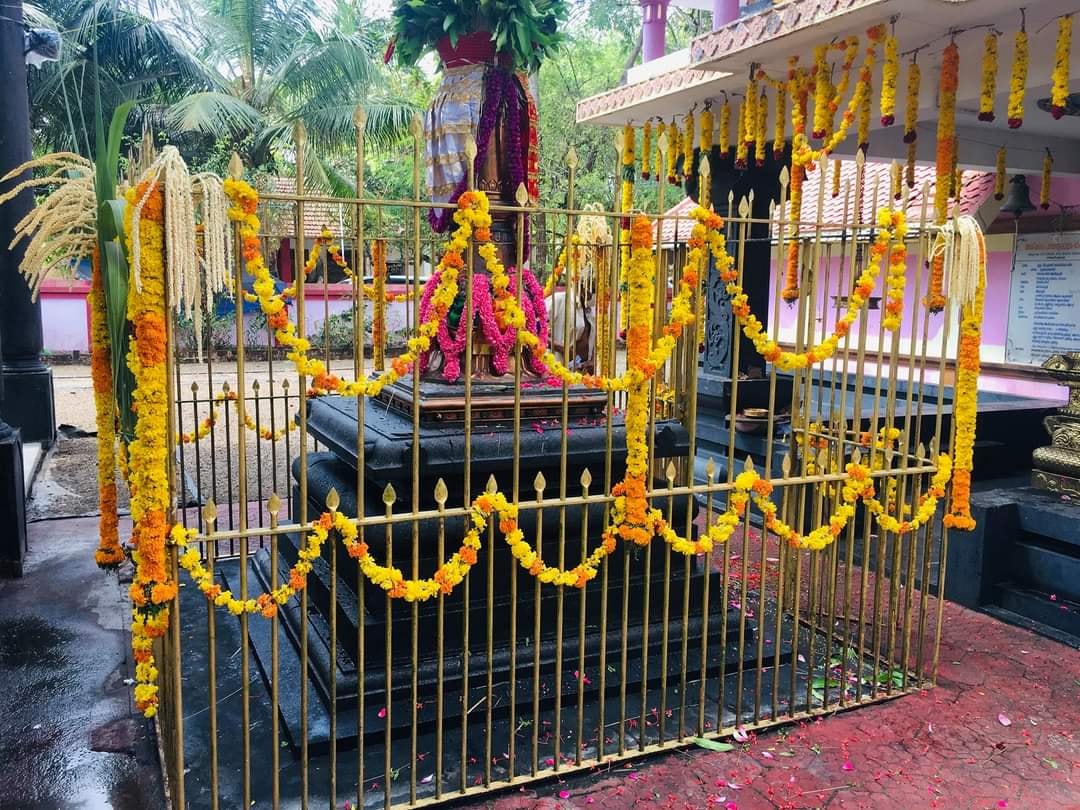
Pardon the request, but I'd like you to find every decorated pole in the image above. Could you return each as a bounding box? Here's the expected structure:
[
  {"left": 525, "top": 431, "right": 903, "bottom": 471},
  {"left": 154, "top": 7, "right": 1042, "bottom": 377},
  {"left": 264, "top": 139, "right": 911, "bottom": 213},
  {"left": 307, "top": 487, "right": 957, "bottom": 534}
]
[{"left": 0, "top": 0, "right": 31, "bottom": 575}]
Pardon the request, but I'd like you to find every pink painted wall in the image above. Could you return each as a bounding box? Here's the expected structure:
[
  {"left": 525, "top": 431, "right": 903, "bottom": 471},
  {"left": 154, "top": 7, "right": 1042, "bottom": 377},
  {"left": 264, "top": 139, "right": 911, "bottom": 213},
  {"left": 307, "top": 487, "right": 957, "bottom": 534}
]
[{"left": 766, "top": 243, "right": 1066, "bottom": 400}]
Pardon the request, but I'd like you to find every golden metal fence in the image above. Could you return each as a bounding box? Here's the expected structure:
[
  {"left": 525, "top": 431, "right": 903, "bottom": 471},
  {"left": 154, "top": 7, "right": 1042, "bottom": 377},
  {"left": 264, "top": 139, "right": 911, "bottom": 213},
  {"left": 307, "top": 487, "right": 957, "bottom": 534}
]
[{"left": 155, "top": 120, "right": 954, "bottom": 809}]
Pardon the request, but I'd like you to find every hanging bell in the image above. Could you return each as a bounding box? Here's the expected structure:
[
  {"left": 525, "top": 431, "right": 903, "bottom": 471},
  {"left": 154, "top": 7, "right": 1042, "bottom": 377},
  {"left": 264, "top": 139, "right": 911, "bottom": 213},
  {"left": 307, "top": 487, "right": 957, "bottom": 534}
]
[{"left": 999, "top": 174, "right": 1037, "bottom": 218}]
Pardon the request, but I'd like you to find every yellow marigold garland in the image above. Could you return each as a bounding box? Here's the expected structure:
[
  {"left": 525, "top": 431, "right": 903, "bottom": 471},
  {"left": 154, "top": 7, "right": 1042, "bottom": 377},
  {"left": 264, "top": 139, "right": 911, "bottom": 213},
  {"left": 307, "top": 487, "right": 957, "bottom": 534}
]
[
  {"left": 90, "top": 248, "right": 123, "bottom": 569},
  {"left": 881, "top": 30, "right": 899, "bottom": 126},
  {"left": 726, "top": 207, "right": 907, "bottom": 371},
  {"left": 857, "top": 76, "right": 872, "bottom": 153},
  {"left": 979, "top": 31, "right": 998, "bottom": 122},
  {"left": 719, "top": 99, "right": 731, "bottom": 156},
  {"left": 667, "top": 117, "right": 679, "bottom": 183},
  {"left": 904, "top": 59, "right": 920, "bottom": 188},
  {"left": 735, "top": 101, "right": 749, "bottom": 169},
  {"left": 654, "top": 120, "right": 666, "bottom": 179},
  {"left": 619, "top": 124, "right": 635, "bottom": 333},
  {"left": 1041, "top": 150, "right": 1053, "bottom": 210},
  {"left": 1008, "top": 25, "right": 1028, "bottom": 128},
  {"left": 1051, "top": 16, "right": 1073, "bottom": 119},
  {"left": 699, "top": 104, "right": 713, "bottom": 154},
  {"left": 754, "top": 88, "right": 769, "bottom": 167},
  {"left": 641, "top": 120, "right": 653, "bottom": 180},
  {"left": 994, "top": 147, "right": 1007, "bottom": 200},
  {"left": 773, "top": 85, "right": 787, "bottom": 160},
  {"left": 743, "top": 77, "right": 757, "bottom": 146},
  {"left": 178, "top": 390, "right": 299, "bottom": 444},
  {"left": 682, "top": 109, "right": 694, "bottom": 179},
  {"left": 812, "top": 44, "right": 831, "bottom": 139},
  {"left": 124, "top": 180, "right": 176, "bottom": 718}
]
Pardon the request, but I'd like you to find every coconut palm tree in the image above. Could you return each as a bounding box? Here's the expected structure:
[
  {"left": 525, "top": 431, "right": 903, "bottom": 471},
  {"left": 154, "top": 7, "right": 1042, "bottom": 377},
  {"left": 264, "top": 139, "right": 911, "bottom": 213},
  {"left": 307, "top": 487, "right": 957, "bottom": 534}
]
[
  {"left": 24, "top": 0, "right": 211, "bottom": 155},
  {"left": 167, "top": 0, "right": 422, "bottom": 191}
]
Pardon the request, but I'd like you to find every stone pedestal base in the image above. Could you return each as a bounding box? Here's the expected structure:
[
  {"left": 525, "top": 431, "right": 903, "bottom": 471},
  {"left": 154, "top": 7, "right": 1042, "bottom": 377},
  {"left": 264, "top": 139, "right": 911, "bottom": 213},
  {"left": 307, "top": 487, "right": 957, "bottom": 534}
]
[
  {"left": 0, "top": 425, "right": 26, "bottom": 576},
  {"left": 1, "top": 365, "right": 55, "bottom": 446}
]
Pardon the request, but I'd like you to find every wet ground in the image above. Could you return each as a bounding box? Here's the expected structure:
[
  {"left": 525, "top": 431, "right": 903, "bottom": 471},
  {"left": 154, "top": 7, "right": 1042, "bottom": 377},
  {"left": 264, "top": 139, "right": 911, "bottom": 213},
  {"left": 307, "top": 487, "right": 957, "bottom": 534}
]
[{"left": 0, "top": 515, "right": 164, "bottom": 810}]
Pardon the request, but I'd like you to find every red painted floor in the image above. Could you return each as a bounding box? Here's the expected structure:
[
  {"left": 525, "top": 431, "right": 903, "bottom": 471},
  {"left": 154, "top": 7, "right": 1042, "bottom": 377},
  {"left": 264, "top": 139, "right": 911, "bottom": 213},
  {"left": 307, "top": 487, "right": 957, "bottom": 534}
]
[{"left": 488, "top": 600, "right": 1080, "bottom": 810}]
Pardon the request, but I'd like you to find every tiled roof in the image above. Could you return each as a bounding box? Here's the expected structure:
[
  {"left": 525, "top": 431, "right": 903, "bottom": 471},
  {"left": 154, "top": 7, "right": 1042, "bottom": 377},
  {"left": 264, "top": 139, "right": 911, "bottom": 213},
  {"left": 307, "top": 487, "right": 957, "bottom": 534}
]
[
  {"left": 656, "top": 197, "right": 698, "bottom": 245},
  {"left": 260, "top": 177, "right": 354, "bottom": 239},
  {"left": 782, "top": 161, "right": 995, "bottom": 232}
]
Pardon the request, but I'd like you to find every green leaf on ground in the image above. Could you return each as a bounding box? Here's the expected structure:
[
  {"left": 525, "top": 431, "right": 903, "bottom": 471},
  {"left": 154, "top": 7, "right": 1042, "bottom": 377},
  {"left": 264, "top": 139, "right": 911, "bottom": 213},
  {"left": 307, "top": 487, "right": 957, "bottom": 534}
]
[{"left": 691, "top": 738, "right": 734, "bottom": 752}]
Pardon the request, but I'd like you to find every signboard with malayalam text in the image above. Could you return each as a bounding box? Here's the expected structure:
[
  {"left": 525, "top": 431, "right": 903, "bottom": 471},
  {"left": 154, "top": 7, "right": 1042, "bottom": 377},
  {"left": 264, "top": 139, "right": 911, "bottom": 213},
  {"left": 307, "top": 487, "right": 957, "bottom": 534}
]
[{"left": 1007, "top": 232, "right": 1080, "bottom": 366}]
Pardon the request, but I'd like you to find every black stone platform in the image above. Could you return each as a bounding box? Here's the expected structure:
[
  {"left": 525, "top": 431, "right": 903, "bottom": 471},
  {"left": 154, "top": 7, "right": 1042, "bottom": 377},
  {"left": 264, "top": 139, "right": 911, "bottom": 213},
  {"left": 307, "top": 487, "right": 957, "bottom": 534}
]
[
  {"left": 945, "top": 481, "right": 1080, "bottom": 644},
  {"left": 241, "top": 378, "right": 757, "bottom": 752}
]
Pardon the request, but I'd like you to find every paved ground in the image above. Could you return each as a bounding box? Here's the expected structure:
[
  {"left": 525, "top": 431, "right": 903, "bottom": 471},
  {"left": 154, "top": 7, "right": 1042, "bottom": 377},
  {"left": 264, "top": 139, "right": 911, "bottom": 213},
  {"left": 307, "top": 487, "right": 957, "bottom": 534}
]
[
  {"left": 489, "top": 600, "right": 1080, "bottom": 810},
  {"left": 2, "top": 505, "right": 1078, "bottom": 809}
]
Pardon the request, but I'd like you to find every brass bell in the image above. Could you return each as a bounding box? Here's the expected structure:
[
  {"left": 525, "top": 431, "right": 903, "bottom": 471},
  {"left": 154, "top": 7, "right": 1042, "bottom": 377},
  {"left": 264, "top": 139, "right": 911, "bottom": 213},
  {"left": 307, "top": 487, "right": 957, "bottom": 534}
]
[{"left": 999, "top": 174, "right": 1036, "bottom": 218}]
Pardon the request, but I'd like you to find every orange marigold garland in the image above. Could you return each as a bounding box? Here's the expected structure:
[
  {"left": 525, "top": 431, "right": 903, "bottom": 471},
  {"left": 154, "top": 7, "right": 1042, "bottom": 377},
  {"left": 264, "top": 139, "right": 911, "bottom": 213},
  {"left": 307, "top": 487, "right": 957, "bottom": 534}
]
[
  {"left": 934, "top": 41, "right": 959, "bottom": 225},
  {"left": 1007, "top": 24, "right": 1028, "bottom": 128},
  {"left": 943, "top": 218, "right": 987, "bottom": 531},
  {"left": 1051, "top": 15, "right": 1073, "bottom": 119},
  {"left": 90, "top": 248, "right": 123, "bottom": 569},
  {"left": 979, "top": 31, "right": 998, "bottom": 122},
  {"left": 124, "top": 180, "right": 177, "bottom": 718}
]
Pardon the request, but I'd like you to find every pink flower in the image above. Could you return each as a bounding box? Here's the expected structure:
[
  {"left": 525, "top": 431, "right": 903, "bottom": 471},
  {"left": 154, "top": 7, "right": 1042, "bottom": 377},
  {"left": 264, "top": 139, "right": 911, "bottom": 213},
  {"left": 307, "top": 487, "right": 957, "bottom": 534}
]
[
  {"left": 377, "top": 707, "right": 387, "bottom": 719},
  {"left": 559, "top": 790, "right": 570, "bottom": 799},
  {"left": 842, "top": 760, "right": 855, "bottom": 771}
]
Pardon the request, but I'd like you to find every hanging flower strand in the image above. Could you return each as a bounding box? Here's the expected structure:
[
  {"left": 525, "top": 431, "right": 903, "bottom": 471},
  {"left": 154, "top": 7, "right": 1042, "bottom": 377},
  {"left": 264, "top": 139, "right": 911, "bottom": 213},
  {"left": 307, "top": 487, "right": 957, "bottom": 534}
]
[
  {"left": 994, "top": 147, "right": 1007, "bottom": 200},
  {"left": 979, "top": 31, "right": 998, "bottom": 121},
  {"left": 755, "top": 87, "right": 769, "bottom": 167},
  {"left": 880, "top": 26, "right": 899, "bottom": 126},
  {"left": 718, "top": 98, "right": 731, "bottom": 156},
  {"left": 773, "top": 84, "right": 787, "bottom": 160},
  {"left": 667, "top": 117, "right": 679, "bottom": 184},
  {"left": 641, "top": 120, "right": 652, "bottom": 180},
  {"left": 1051, "top": 15, "right": 1073, "bottom": 119},
  {"left": 904, "top": 57, "right": 920, "bottom": 188},
  {"left": 1008, "top": 18, "right": 1029, "bottom": 129},
  {"left": 1041, "top": 149, "right": 1053, "bottom": 210},
  {"left": 934, "top": 40, "right": 959, "bottom": 225}
]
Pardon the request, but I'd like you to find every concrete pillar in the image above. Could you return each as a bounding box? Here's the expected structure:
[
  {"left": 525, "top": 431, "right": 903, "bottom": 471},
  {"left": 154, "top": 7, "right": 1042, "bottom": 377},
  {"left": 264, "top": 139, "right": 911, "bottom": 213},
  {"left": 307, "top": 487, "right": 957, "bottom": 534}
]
[
  {"left": 0, "top": 0, "right": 55, "bottom": 447},
  {"left": 712, "top": 0, "right": 740, "bottom": 30},
  {"left": 641, "top": 0, "right": 670, "bottom": 63}
]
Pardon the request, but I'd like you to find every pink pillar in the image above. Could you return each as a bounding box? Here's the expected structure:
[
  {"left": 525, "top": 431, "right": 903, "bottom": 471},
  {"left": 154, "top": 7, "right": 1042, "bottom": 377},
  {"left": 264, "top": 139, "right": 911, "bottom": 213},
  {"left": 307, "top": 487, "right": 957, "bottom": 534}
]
[
  {"left": 712, "top": 0, "right": 739, "bottom": 30},
  {"left": 641, "top": 0, "right": 670, "bottom": 63}
]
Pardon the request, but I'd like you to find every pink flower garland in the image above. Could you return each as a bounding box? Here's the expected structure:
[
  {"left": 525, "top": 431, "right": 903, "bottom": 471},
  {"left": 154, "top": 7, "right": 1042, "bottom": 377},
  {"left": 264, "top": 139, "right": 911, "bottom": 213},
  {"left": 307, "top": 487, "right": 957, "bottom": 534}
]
[{"left": 419, "top": 267, "right": 550, "bottom": 381}]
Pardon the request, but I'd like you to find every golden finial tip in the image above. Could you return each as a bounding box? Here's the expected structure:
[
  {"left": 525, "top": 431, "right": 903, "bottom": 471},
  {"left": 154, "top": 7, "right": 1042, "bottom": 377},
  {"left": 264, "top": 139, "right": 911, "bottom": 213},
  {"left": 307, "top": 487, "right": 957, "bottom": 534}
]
[
  {"left": 779, "top": 165, "right": 790, "bottom": 186},
  {"left": 534, "top": 470, "right": 547, "bottom": 493},
  {"left": 464, "top": 136, "right": 478, "bottom": 161},
  {"left": 382, "top": 483, "right": 396, "bottom": 505},
  {"left": 743, "top": 455, "right": 755, "bottom": 473},
  {"left": 486, "top": 474, "right": 498, "bottom": 494},
  {"left": 202, "top": 499, "right": 218, "bottom": 526},
  {"left": 515, "top": 183, "right": 529, "bottom": 207},
  {"left": 580, "top": 467, "right": 592, "bottom": 489},
  {"left": 657, "top": 131, "right": 669, "bottom": 155},
  {"left": 434, "top": 478, "right": 448, "bottom": 506},
  {"left": 228, "top": 152, "right": 243, "bottom": 180},
  {"left": 267, "top": 492, "right": 281, "bottom": 516},
  {"left": 353, "top": 106, "right": 367, "bottom": 129},
  {"left": 565, "top": 146, "right": 579, "bottom": 169},
  {"left": 852, "top": 448, "right": 862, "bottom": 465},
  {"left": 781, "top": 454, "right": 792, "bottom": 476},
  {"left": 326, "top": 487, "right": 340, "bottom": 513},
  {"left": 705, "top": 457, "right": 716, "bottom": 481},
  {"left": 410, "top": 114, "right": 424, "bottom": 139},
  {"left": 292, "top": 120, "right": 308, "bottom": 148},
  {"left": 738, "top": 196, "right": 750, "bottom": 217},
  {"left": 665, "top": 461, "right": 677, "bottom": 484},
  {"left": 699, "top": 155, "right": 711, "bottom": 178}
]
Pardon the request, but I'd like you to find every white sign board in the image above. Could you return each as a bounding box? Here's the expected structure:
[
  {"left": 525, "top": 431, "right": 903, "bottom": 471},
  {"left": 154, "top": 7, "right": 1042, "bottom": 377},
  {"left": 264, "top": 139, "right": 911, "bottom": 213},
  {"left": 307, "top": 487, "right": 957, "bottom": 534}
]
[{"left": 1006, "top": 232, "right": 1080, "bottom": 366}]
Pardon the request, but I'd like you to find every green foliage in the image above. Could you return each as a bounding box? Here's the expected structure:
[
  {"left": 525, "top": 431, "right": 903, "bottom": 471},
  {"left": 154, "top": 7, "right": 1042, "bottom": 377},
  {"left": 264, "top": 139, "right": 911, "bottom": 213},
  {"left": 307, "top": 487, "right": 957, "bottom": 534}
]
[{"left": 391, "top": 0, "right": 569, "bottom": 72}]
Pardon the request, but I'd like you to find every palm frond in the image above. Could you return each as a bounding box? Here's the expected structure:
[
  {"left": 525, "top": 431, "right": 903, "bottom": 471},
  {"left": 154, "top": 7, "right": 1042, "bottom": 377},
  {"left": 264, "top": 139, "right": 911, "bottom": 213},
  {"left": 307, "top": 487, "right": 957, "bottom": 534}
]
[
  {"left": 165, "top": 92, "right": 263, "bottom": 138},
  {"left": 290, "top": 98, "right": 422, "bottom": 153}
]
